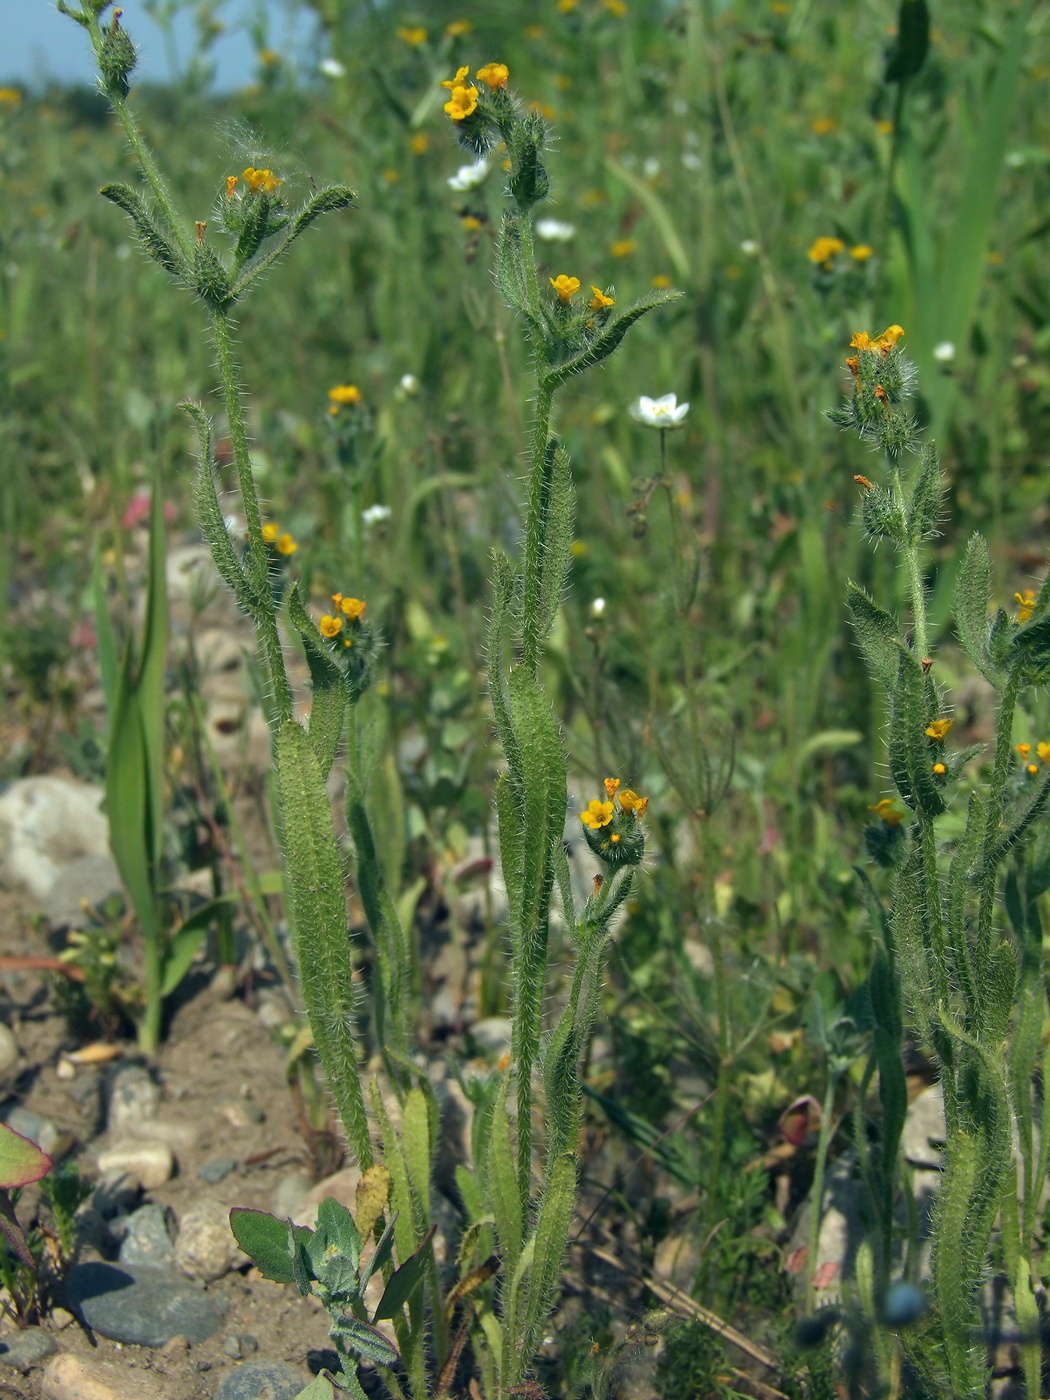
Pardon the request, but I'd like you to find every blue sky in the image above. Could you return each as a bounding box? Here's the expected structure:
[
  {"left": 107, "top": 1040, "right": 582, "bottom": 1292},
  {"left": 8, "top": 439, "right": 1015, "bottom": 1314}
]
[{"left": 6, "top": 0, "right": 317, "bottom": 89}]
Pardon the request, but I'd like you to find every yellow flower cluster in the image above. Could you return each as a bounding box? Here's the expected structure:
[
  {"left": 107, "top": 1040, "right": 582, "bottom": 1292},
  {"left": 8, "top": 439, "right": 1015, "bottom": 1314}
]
[
  {"left": 328, "top": 384, "right": 362, "bottom": 415},
  {"left": 580, "top": 778, "right": 649, "bottom": 829},
  {"left": 807, "top": 236, "right": 844, "bottom": 267},
  {"left": 319, "top": 594, "right": 367, "bottom": 645},
  {"left": 242, "top": 167, "right": 282, "bottom": 195},
  {"left": 261, "top": 522, "right": 298, "bottom": 555},
  {"left": 850, "top": 325, "right": 905, "bottom": 354},
  {"left": 440, "top": 62, "right": 507, "bottom": 122},
  {"left": 397, "top": 26, "right": 427, "bottom": 45},
  {"left": 1016, "top": 742, "right": 1050, "bottom": 776}
]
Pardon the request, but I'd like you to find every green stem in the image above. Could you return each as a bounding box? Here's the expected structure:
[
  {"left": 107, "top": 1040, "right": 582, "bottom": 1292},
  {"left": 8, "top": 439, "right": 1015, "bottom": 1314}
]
[
  {"left": 209, "top": 306, "right": 294, "bottom": 725},
  {"left": 893, "top": 470, "right": 927, "bottom": 659},
  {"left": 975, "top": 668, "right": 1022, "bottom": 985},
  {"left": 520, "top": 380, "right": 555, "bottom": 676}
]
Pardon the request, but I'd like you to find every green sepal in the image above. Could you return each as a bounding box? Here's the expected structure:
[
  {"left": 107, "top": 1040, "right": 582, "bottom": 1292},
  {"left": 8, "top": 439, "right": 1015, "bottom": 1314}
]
[
  {"left": 193, "top": 241, "right": 232, "bottom": 307},
  {"left": 287, "top": 584, "right": 347, "bottom": 780},
  {"left": 905, "top": 441, "right": 944, "bottom": 544},
  {"left": 99, "top": 183, "right": 185, "bottom": 279},
  {"left": 507, "top": 113, "right": 550, "bottom": 207},
  {"left": 954, "top": 534, "right": 999, "bottom": 686},
  {"left": 541, "top": 290, "right": 684, "bottom": 392},
  {"left": 845, "top": 582, "right": 901, "bottom": 690},
  {"left": 861, "top": 485, "right": 906, "bottom": 543}
]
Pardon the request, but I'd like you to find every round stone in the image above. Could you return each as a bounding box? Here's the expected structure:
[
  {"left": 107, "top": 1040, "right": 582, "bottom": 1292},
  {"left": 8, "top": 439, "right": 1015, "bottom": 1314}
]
[
  {"left": 64, "top": 1262, "right": 227, "bottom": 1346},
  {"left": 212, "top": 1359, "right": 310, "bottom": 1400}
]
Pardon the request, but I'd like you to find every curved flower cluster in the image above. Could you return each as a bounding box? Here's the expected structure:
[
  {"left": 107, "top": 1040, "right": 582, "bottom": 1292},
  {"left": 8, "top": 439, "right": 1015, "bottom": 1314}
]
[
  {"left": 580, "top": 778, "right": 649, "bottom": 867},
  {"left": 1016, "top": 741, "right": 1050, "bottom": 777},
  {"left": 318, "top": 593, "right": 367, "bottom": 648},
  {"left": 261, "top": 522, "right": 297, "bottom": 556},
  {"left": 441, "top": 63, "right": 507, "bottom": 123}
]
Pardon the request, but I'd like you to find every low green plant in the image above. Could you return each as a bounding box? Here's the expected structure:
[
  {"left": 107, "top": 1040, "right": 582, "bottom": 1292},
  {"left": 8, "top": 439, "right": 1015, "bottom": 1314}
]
[
  {"left": 828, "top": 323, "right": 1050, "bottom": 1397},
  {"left": 0, "top": 1122, "right": 52, "bottom": 1328}
]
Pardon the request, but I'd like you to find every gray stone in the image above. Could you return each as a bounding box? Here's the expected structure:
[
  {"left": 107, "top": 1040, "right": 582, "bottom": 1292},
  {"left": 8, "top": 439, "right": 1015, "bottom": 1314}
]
[
  {"left": 0, "top": 777, "right": 121, "bottom": 928},
  {"left": 92, "top": 1170, "right": 142, "bottom": 1219},
  {"left": 0, "top": 1104, "right": 73, "bottom": 1160},
  {"left": 468, "top": 1016, "right": 513, "bottom": 1058},
  {"left": 222, "top": 1333, "right": 259, "bottom": 1360},
  {"left": 902, "top": 1083, "right": 946, "bottom": 1169},
  {"left": 95, "top": 1140, "right": 173, "bottom": 1189},
  {"left": 106, "top": 1066, "right": 161, "bottom": 1134},
  {"left": 0, "top": 1023, "right": 19, "bottom": 1079},
  {"left": 119, "top": 1203, "right": 177, "bottom": 1268},
  {"left": 65, "top": 1262, "right": 227, "bottom": 1346},
  {"left": 175, "top": 1199, "right": 243, "bottom": 1282},
  {"left": 198, "top": 1156, "right": 238, "bottom": 1185},
  {"left": 0, "top": 1326, "right": 58, "bottom": 1368},
  {"left": 270, "top": 1171, "right": 312, "bottom": 1220},
  {"left": 212, "top": 1359, "right": 310, "bottom": 1400}
]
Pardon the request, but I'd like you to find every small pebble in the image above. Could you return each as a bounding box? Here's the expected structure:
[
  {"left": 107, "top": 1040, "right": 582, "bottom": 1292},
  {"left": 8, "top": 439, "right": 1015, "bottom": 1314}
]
[
  {"left": 211, "top": 1358, "right": 310, "bottom": 1400},
  {"left": 222, "top": 1333, "right": 259, "bottom": 1360},
  {"left": 49, "top": 1309, "right": 75, "bottom": 1331},
  {"left": 198, "top": 1156, "right": 238, "bottom": 1185},
  {"left": 0, "top": 1023, "right": 21, "bottom": 1078},
  {"left": 42, "top": 1351, "right": 168, "bottom": 1400},
  {"left": 0, "top": 1325, "right": 59, "bottom": 1368},
  {"left": 162, "top": 1335, "right": 189, "bottom": 1355},
  {"left": 96, "top": 1140, "right": 174, "bottom": 1189},
  {"left": 175, "top": 1200, "right": 243, "bottom": 1282},
  {"left": 106, "top": 1066, "right": 160, "bottom": 1134},
  {"left": 118, "top": 1202, "right": 177, "bottom": 1268},
  {"left": 216, "top": 1097, "right": 265, "bottom": 1129}
]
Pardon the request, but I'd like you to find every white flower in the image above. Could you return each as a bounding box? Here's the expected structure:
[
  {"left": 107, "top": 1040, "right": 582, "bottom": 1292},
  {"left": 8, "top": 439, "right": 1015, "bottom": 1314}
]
[
  {"left": 642, "top": 157, "right": 660, "bottom": 178},
  {"left": 681, "top": 151, "right": 703, "bottom": 172},
  {"left": 740, "top": 239, "right": 759, "bottom": 257},
  {"left": 590, "top": 597, "right": 606, "bottom": 619},
  {"left": 319, "top": 57, "right": 346, "bottom": 78},
  {"left": 399, "top": 373, "right": 420, "bottom": 396},
  {"left": 362, "top": 504, "right": 392, "bottom": 526},
  {"left": 447, "top": 159, "right": 490, "bottom": 192},
  {"left": 933, "top": 341, "right": 955, "bottom": 363},
  {"left": 630, "top": 393, "right": 690, "bottom": 430},
  {"left": 535, "top": 218, "right": 576, "bottom": 242}
]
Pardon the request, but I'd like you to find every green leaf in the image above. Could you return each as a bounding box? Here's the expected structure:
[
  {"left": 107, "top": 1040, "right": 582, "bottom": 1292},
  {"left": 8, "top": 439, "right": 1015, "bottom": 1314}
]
[
  {"left": 372, "top": 1226, "right": 435, "bottom": 1320},
  {"left": 230, "top": 1207, "right": 307, "bottom": 1285},
  {"left": 535, "top": 440, "right": 574, "bottom": 645},
  {"left": 1008, "top": 614, "right": 1050, "bottom": 681},
  {"left": 358, "top": 1214, "right": 397, "bottom": 1293},
  {"left": 884, "top": 0, "right": 930, "bottom": 82},
  {"left": 541, "top": 290, "right": 683, "bottom": 392},
  {"left": 316, "top": 1196, "right": 362, "bottom": 1273},
  {"left": 954, "top": 534, "right": 998, "bottom": 685},
  {"left": 91, "top": 541, "right": 119, "bottom": 730},
  {"left": 889, "top": 646, "right": 945, "bottom": 816},
  {"left": 294, "top": 1376, "right": 339, "bottom": 1400},
  {"left": 905, "top": 441, "right": 944, "bottom": 544},
  {"left": 331, "top": 1313, "right": 400, "bottom": 1368},
  {"left": 182, "top": 403, "right": 252, "bottom": 610},
  {"left": 400, "top": 1087, "right": 433, "bottom": 1229},
  {"left": 846, "top": 583, "right": 901, "bottom": 691},
  {"left": 159, "top": 923, "right": 209, "bottom": 998},
  {"left": 230, "top": 186, "right": 355, "bottom": 301},
  {"left": 288, "top": 584, "right": 348, "bottom": 780},
  {"left": 606, "top": 155, "right": 691, "bottom": 283},
  {"left": 520, "top": 1153, "right": 576, "bottom": 1363},
  {"left": 99, "top": 182, "right": 185, "bottom": 279},
  {"left": 0, "top": 1122, "right": 51, "bottom": 1190},
  {"left": 486, "top": 1074, "right": 522, "bottom": 1273}
]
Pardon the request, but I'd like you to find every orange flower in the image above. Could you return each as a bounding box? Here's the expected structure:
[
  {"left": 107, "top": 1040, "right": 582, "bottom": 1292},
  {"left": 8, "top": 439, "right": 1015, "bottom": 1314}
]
[
  {"left": 603, "top": 778, "right": 621, "bottom": 798},
  {"left": 580, "top": 799, "right": 614, "bottom": 830},
  {"left": 319, "top": 614, "right": 343, "bottom": 638},
  {"left": 617, "top": 789, "right": 649, "bottom": 816},
  {"left": 549, "top": 274, "right": 580, "bottom": 303},
  {"left": 476, "top": 63, "right": 509, "bottom": 89},
  {"left": 589, "top": 285, "right": 615, "bottom": 310},
  {"left": 924, "top": 718, "right": 953, "bottom": 742},
  {"left": 339, "top": 597, "right": 366, "bottom": 620}
]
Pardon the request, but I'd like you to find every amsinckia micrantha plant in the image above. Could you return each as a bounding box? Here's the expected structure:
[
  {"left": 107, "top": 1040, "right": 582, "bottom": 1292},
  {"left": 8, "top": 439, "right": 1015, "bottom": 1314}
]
[
  {"left": 442, "top": 57, "right": 679, "bottom": 1396},
  {"left": 829, "top": 326, "right": 1050, "bottom": 1398}
]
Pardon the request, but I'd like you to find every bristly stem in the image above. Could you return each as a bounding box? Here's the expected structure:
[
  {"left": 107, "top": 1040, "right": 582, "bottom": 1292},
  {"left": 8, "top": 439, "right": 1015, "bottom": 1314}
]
[
  {"left": 520, "top": 379, "right": 555, "bottom": 676},
  {"left": 210, "top": 306, "right": 294, "bottom": 726},
  {"left": 893, "top": 467, "right": 927, "bottom": 660}
]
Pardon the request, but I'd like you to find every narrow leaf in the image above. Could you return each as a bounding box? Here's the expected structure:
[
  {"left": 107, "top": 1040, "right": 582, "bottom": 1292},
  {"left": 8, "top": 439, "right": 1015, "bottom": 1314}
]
[{"left": 373, "top": 1226, "right": 436, "bottom": 1320}]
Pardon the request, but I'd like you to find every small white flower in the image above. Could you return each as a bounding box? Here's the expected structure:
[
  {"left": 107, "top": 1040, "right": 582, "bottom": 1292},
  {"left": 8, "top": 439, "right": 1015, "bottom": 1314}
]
[
  {"left": 447, "top": 159, "right": 490, "bottom": 192},
  {"left": 319, "top": 57, "right": 346, "bottom": 78},
  {"left": 642, "top": 156, "right": 660, "bottom": 179},
  {"left": 590, "top": 597, "right": 606, "bottom": 619},
  {"left": 399, "top": 373, "right": 420, "bottom": 396},
  {"left": 535, "top": 218, "right": 576, "bottom": 242},
  {"left": 740, "top": 239, "right": 759, "bottom": 257},
  {"left": 362, "top": 504, "right": 392, "bottom": 526},
  {"left": 933, "top": 341, "right": 955, "bottom": 363},
  {"left": 630, "top": 393, "right": 690, "bottom": 430},
  {"left": 681, "top": 150, "right": 703, "bottom": 172}
]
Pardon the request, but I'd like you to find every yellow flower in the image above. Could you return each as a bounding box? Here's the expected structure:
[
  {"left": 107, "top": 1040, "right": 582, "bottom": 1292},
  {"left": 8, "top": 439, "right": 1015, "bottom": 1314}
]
[
  {"left": 651, "top": 274, "right": 672, "bottom": 288},
  {"left": 444, "top": 84, "right": 479, "bottom": 120},
  {"left": 850, "top": 325, "right": 905, "bottom": 353},
  {"left": 319, "top": 614, "right": 343, "bottom": 638},
  {"left": 382, "top": 169, "right": 400, "bottom": 183},
  {"left": 581, "top": 799, "right": 615, "bottom": 830},
  {"left": 340, "top": 597, "right": 366, "bottom": 620},
  {"left": 924, "top": 718, "right": 953, "bottom": 742},
  {"left": 807, "top": 235, "right": 844, "bottom": 265},
  {"left": 461, "top": 215, "right": 483, "bottom": 232},
  {"left": 258, "top": 48, "right": 278, "bottom": 65},
  {"left": 476, "top": 63, "right": 510, "bottom": 89},
  {"left": 850, "top": 244, "right": 873, "bottom": 262},
  {"left": 276, "top": 533, "right": 298, "bottom": 555},
  {"left": 524, "top": 25, "right": 545, "bottom": 39},
  {"left": 868, "top": 799, "right": 903, "bottom": 827},
  {"left": 1016, "top": 744, "right": 1031, "bottom": 760},
  {"left": 328, "top": 384, "right": 362, "bottom": 406},
  {"left": 932, "top": 763, "right": 946, "bottom": 776},
  {"left": 397, "top": 26, "right": 427, "bottom": 45},
  {"left": 876, "top": 119, "right": 893, "bottom": 135},
  {"left": 603, "top": 0, "right": 627, "bottom": 14},
  {"left": 441, "top": 65, "right": 471, "bottom": 90},
  {"left": 261, "top": 523, "right": 279, "bottom": 544},
  {"left": 410, "top": 132, "right": 429, "bottom": 154},
  {"left": 810, "top": 117, "right": 837, "bottom": 135},
  {"left": 550, "top": 274, "right": 581, "bottom": 303},
  {"left": 225, "top": 175, "right": 238, "bottom": 198},
  {"left": 618, "top": 789, "right": 649, "bottom": 816},
  {"left": 610, "top": 239, "right": 636, "bottom": 258},
  {"left": 1038, "top": 742, "right": 1050, "bottom": 764},
  {"left": 589, "top": 285, "right": 615, "bottom": 310},
  {"left": 446, "top": 20, "right": 473, "bottom": 37},
  {"left": 1015, "top": 590, "right": 1036, "bottom": 623},
  {"left": 0, "top": 89, "right": 22, "bottom": 107},
  {"left": 242, "top": 167, "right": 282, "bottom": 194},
  {"left": 557, "top": 0, "right": 579, "bottom": 11},
  {"left": 1029, "top": 764, "right": 1040, "bottom": 776},
  {"left": 603, "top": 778, "right": 621, "bottom": 798}
]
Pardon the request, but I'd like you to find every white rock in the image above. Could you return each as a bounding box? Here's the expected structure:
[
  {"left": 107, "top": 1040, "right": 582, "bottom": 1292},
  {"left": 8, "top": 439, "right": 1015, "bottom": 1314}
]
[
  {"left": 902, "top": 1083, "right": 946, "bottom": 1169},
  {"left": 174, "top": 1199, "right": 244, "bottom": 1282},
  {"left": 0, "top": 778, "right": 120, "bottom": 926},
  {"left": 107, "top": 1067, "right": 161, "bottom": 1134},
  {"left": 96, "top": 1141, "right": 174, "bottom": 1189}
]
